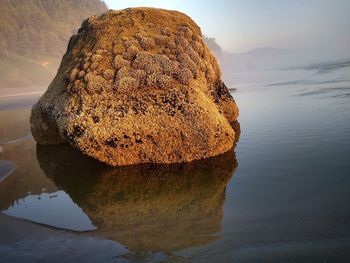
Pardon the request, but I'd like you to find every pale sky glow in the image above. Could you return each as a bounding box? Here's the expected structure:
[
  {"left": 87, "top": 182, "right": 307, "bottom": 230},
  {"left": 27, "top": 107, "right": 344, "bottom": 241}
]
[{"left": 104, "top": 0, "right": 350, "bottom": 55}]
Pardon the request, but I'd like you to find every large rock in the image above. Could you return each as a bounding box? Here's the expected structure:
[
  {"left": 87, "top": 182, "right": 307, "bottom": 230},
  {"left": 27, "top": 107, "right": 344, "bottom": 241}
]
[{"left": 30, "top": 7, "right": 239, "bottom": 166}]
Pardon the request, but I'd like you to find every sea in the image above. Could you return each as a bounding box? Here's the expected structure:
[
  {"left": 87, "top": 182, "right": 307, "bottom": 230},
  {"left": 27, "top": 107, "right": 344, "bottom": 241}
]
[{"left": 0, "top": 59, "right": 349, "bottom": 262}]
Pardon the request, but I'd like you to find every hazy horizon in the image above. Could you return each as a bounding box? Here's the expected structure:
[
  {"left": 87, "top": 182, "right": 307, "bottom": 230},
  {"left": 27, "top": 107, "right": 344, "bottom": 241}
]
[
  {"left": 1, "top": 0, "right": 349, "bottom": 91},
  {"left": 104, "top": 0, "right": 350, "bottom": 59}
]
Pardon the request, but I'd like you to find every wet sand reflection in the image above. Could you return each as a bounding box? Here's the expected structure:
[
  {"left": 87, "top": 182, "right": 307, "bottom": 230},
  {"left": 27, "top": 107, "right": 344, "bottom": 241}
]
[{"left": 37, "top": 144, "right": 237, "bottom": 252}]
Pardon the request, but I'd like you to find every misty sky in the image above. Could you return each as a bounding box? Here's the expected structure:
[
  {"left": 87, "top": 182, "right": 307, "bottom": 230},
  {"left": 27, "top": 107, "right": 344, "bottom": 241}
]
[{"left": 104, "top": 0, "right": 350, "bottom": 56}]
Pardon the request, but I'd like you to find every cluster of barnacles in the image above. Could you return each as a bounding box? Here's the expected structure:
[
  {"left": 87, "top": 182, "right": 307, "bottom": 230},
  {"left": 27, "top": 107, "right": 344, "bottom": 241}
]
[{"left": 65, "top": 22, "right": 220, "bottom": 95}]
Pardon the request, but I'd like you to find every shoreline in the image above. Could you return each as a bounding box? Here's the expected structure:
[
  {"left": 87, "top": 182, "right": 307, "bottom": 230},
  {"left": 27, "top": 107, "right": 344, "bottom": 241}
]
[
  {"left": 0, "top": 91, "right": 44, "bottom": 99},
  {"left": 0, "top": 90, "right": 42, "bottom": 111},
  {"left": 0, "top": 86, "right": 46, "bottom": 98}
]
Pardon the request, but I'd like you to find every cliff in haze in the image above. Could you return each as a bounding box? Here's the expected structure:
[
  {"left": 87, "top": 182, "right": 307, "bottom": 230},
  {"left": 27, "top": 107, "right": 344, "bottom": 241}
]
[
  {"left": 204, "top": 37, "right": 224, "bottom": 63},
  {"left": 0, "top": 0, "right": 107, "bottom": 89},
  {"left": 204, "top": 37, "right": 299, "bottom": 72}
]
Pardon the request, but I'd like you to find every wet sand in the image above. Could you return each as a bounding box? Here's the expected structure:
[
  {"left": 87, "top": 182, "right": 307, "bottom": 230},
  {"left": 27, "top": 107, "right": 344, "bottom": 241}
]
[
  {"left": 0, "top": 213, "right": 128, "bottom": 263},
  {"left": 0, "top": 160, "right": 16, "bottom": 183},
  {"left": 1, "top": 213, "right": 350, "bottom": 263},
  {"left": 1, "top": 64, "right": 350, "bottom": 262}
]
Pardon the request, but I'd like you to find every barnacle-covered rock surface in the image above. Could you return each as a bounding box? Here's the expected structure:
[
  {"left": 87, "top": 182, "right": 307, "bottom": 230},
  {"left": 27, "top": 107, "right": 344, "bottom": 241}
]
[{"left": 30, "top": 7, "right": 239, "bottom": 166}]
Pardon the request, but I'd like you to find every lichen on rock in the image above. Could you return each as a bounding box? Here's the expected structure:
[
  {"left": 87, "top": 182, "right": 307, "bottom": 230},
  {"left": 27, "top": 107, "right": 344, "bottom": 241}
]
[{"left": 30, "top": 7, "right": 239, "bottom": 166}]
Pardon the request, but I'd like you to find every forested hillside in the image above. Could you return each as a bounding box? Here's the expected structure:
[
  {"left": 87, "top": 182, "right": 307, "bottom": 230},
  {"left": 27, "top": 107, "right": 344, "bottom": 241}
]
[{"left": 0, "top": 0, "right": 107, "bottom": 89}]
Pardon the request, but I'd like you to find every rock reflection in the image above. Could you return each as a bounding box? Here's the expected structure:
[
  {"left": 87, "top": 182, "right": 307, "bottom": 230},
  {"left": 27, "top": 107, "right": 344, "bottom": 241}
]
[
  {"left": 37, "top": 144, "right": 237, "bottom": 252},
  {"left": 0, "top": 139, "right": 58, "bottom": 211}
]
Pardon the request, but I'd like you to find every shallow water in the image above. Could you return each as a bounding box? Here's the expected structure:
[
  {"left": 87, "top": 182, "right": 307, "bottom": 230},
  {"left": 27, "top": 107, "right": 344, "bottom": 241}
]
[{"left": 0, "top": 61, "right": 350, "bottom": 262}]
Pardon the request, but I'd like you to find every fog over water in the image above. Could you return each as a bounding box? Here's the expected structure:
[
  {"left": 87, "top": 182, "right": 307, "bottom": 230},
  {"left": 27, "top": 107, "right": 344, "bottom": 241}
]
[{"left": 105, "top": 0, "right": 350, "bottom": 60}]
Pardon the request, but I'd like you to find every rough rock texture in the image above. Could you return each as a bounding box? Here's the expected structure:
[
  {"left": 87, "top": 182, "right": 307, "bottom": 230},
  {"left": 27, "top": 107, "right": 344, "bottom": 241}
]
[
  {"left": 30, "top": 7, "right": 239, "bottom": 166},
  {"left": 37, "top": 144, "right": 237, "bottom": 251}
]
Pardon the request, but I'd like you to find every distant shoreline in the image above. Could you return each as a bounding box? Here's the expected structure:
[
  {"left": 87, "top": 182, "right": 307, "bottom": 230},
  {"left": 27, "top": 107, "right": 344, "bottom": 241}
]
[
  {"left": 0, "top": 85, "right": 46, "bottom": 97},
  {"left": 0, "top": 90, "right": 44, "bottom": 99},
  {"left": 0, "top": 89, "right": 43, "bottom": 111}
]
